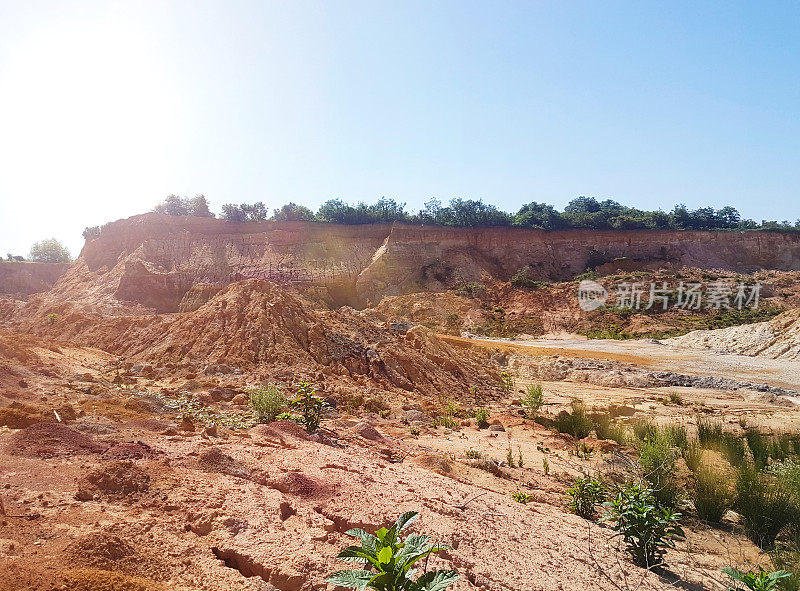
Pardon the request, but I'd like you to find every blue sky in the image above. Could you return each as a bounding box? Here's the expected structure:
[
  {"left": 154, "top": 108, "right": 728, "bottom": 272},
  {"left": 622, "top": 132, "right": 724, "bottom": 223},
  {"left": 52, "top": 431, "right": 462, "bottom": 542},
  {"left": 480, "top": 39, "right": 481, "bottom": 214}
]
[{"left": 1, "top": 1, "right": 799, "bottom": 256}]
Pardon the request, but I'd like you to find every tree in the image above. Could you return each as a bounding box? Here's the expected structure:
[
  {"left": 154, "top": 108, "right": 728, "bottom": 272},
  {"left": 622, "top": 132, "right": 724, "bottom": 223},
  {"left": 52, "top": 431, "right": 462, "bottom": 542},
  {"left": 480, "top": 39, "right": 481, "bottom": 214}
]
[
  {"left": 188, "top": 194, "right": 214, "bottom": 217},
  {"left": 513, "top": 202, "right": 566, "bottom": 229},
  {"left": 153, "top": 194, "right": 214, "bottom": 217},
  {"left": 220, "top": 202, "right": 268, "bottom": 222},
  {"left": 272, "top": 202, "right": 316, "bottom": 222},
  {"left": 29, "top": 239, "right": 71, "bottom": 263}
]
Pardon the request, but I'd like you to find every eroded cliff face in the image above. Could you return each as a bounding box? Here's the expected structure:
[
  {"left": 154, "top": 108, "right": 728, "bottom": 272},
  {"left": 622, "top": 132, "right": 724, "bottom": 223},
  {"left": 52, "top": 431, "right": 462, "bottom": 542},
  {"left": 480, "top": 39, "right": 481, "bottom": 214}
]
[
  {"left": 24, "top": 214, "right": 800, "bottom": 312},
  {"left": 356, "top": 225, "right": 800, "bottom": 301},
  {"left": 68, "top": 214, "right": 390, "bottom": 312},
  {"left": 0, "top": 261, "right": 70, "bottom": 296}
]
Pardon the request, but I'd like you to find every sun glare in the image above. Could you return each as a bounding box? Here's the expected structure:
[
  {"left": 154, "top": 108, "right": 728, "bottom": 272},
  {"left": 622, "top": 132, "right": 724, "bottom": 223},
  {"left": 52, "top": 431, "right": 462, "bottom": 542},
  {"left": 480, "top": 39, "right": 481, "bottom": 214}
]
[{"left": 0, "top": 16, "right": 183, "bottom": 219}]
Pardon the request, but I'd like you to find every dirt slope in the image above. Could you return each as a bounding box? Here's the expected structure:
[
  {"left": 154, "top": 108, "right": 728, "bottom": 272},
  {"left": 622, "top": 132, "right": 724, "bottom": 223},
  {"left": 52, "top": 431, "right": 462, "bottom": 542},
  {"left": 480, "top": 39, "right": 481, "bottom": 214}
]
[{"left": 670, "top": 308, "right": 800, "bottom": 359}]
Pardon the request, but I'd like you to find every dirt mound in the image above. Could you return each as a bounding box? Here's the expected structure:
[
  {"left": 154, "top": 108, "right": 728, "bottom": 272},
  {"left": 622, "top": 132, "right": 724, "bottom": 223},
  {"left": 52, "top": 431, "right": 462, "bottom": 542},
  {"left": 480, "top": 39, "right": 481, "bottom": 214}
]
[
  {"left": 67, "top": 532, "right": 136, "bottom": 567},
  {"left": 196, "top": 447, "right": 253, "bottom": 479},
  {"left": 270, "top": 471, "right": 323, "bottom": 497},
  {"left": 102, "top": 441, "right": 158, "bottom": 460},
  {"left": 670, "top": 308, "right": 800, "bottom": 359},
  {"left": 23, "top": 280, "right": 498, "bottom": 401},
  {"left": 6, "top": 422, "right": 106, "bottom": 458},
  {"left": 76, "top": 461, "right": 150, "bottom": 501},
  {"left": 61, "top": 569, "right": 165, "bottom": 591}
]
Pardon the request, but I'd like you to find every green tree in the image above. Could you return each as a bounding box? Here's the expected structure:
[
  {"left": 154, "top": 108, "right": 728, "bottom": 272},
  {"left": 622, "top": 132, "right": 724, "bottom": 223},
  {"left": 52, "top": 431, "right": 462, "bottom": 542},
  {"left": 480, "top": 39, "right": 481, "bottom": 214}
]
[
  {"left": 153, "top": 194, "right": 214, "bottom": 217},
  {"left": 272, "top": 202, "right": 316, "bottom": 221},
  {"left": 28, "top": 239, "right": 71, "bottom": 263}
]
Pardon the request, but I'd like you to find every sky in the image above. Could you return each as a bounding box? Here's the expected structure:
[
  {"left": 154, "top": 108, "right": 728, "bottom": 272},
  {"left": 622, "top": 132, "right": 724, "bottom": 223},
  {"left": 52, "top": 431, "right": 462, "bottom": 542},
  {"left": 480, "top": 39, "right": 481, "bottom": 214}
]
[{"left": 1, "top": 1, "right": 799, "bottom": 257}]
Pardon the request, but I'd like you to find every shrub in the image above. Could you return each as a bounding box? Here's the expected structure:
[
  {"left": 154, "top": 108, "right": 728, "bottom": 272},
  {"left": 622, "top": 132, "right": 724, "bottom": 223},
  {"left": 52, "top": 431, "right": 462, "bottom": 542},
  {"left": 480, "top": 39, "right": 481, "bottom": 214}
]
[
  {"left": 632, "top": 419, "right": 658, "bottom": 443},
  {"left": 556, "top": 400, "right": 593, "bottom": 439},
  {"left": 735, "top": 465, "right": 798, "bottom": 549},
  {"left": 513, "top": 491, "right": 532, "bottom": 504},
  {"left": 28, "top": 238, "right": 71, "bottom": 263},
  {"left": 326, "top": 511, "right": 458, "bottom": 591},
  {"left": 592, "top": 412, "right": 611, "bottom": 440},
  {"left": 290, "top": 382, "right": 325, "bottom": 433},
  {"left": 522, "top": 384, "right": 544, "bottom": 419},
  {"left": 475, "top": 408, "right": 489, "bottom": 429},
  {"left": 691, "top": 465, "right": 732, "bottom": 523},
  {"left": 568, "top": 476, "right": 606, "bottom": 518},
  {"left": 465, "top": 449, "right": 481, "bottom": 459},
  {"left": 248, "top": 385, "right": 287, "bottom": 423},
  {"left": 638, "top": 431, "right": 680, "bottom": 508},
  {"left": 510, "top": 266, "right": 549, "bottom": 289},
  {"left": 683, "top": 442, "right": 703, "bottom": 473},
  {"left": 603, "top": 483, "right": 684, "bottom": 568},
  {"left": 721, "top": 567, "right": 791, "bottom": 591},
  {"left": 607, "top": 423, "right": 629, "bottom": 446},
  {"left": 721, "top": 432, "right": 747, "bottom": 467},
  {"left": 698, "top": 419, "right": 725, "bottom": 448},
  {"left": 747, "top": 428, "right": 772, "bottom": 469}
]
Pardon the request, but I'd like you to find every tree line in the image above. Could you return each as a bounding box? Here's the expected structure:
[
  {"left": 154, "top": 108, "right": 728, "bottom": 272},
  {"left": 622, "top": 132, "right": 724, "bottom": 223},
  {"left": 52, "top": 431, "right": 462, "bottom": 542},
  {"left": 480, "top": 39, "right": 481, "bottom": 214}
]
[{"left": 142, "top": 194, "right": 800, "bottom": 232}]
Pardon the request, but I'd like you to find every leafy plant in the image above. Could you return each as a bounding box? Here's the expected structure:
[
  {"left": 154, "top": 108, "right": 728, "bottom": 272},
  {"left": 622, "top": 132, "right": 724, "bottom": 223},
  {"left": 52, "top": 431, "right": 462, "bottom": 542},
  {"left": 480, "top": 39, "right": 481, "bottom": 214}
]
[
  {"left": 475, "top": 408, "right": 489, "bottom": 429},
  {"left": 721, "top": 567, "right": 791, "bottom": 591},
  {"left": 326, "top": 511, "right": 458, "bottom": 591},
  {"left": 568, "top": 476, "right": 606, "bottom": 518},
  {"left": 46, "top": 312, "right": 58, "bottom": 325},
  {"left": 506, "top": 446, "right": 516, "bottom": 468},
  {"left": 465, "top": 449, "right": 481, "bottom": 459},
  {"left": 522, "top": 384, "right": 544, "bottom": 419},
  {"left": 602, "top": 482, "right": 684, "bottom": 568},
  {"left": 248, "top": 384, "right": 287, "bottom": 423},
  {"left": 592, "top": 412, "right": 611, "bottom": 440},
  {"left": 290, "top": 382, "right": 325, "bottom": 433},
  {"left": 542, "top": 457, "right": 550, "bottom": 476},
  {"left": 512, "top": 491, "right": 532, "bottom": 504}
]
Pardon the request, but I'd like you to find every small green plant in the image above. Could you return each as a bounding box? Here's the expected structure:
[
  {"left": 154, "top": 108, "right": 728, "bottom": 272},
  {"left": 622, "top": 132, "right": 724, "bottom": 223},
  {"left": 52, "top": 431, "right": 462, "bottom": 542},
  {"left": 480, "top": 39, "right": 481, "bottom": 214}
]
[
  {"left": 517, "top": 446, "right": 524, "bottom": 468},
  {"left": 475, "top": 408, "right": 490, "bottom": 429},
  {"left": 248, "top": 384, "right": 287, "bottom": 423},
  {"left": 542, "top": 457, "right": 550, "bottom": 476},
  {"left": 326, "top": 511, "right": 458, "bottom": 591},
  {"left": 409, "top": 426, "right": 421, "bottom": 437},
  {"left": 433, "top": 415, "right": 460, "bottom": 430},
  {"left": 668, "top": 392, "right": 684, "bottom": 405},
  {"left": 602, "top": 482, "right": 684, "bottom": 568},
  {"left": 513, "top": 491, "right": 532, "bottom": 504},
  {"left": 46, "top": 312, "right": 58, "bottom": 325},
  {"left": 290, "top": 382, "right": 325, "bottom": 433},
  {"left": 522, "top": 384, "right": 544, "bottom": 419},
  {"left": 500, "top": 371, "right": 515, "bottom": 393},
  {"left": 465, "top": 448, "right": 481, "bottom": 459},
  {"left": 506, "top": 446, "right": 516, "bottom": 468},
  {"left": 721, "top": 567, "right": 791, "bottom": 591},
  {"left": 567, "top": 476, "right": 606, "bottom": 518},
  {"left": 691, "top": 465, "right": 732, "bottom": 523}
]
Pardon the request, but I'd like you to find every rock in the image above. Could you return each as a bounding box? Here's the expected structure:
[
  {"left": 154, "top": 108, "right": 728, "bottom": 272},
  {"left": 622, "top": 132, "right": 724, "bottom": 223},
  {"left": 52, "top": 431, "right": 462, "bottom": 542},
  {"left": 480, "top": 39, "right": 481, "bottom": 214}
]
[
  {"left": 405, "top": 410, "right": 432, "bottom": 425},
  {"left": 209, "top": 387, "right": 238, "bottom": 402},
  {"left": 355, "top": 421, "right": 383, "bottom": 441},
  {"left": 231, "top": 394, "right": 248, "bottom": 406},
  {"left": 179, "top": 417, "right": 195, "bottom": 432},
  {"left": 489, "top": 424, "right": 506, "bottom": 432}
]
